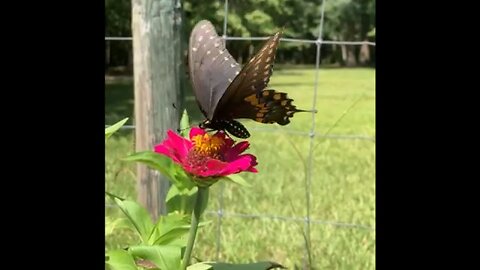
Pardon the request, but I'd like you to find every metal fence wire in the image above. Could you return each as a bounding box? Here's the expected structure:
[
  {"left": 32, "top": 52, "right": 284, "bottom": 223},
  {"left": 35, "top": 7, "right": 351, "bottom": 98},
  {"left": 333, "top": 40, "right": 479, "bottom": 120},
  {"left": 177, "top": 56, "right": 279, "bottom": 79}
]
[{"left": 105, "top": 0, "right": 376, "bottom": 265}]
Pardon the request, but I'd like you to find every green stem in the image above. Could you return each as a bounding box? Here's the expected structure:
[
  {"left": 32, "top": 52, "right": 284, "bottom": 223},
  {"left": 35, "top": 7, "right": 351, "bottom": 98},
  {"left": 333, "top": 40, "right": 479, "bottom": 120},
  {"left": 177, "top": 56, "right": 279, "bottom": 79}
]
[{"left": 181, "top": 186, "right": 208, "bottom": 270}]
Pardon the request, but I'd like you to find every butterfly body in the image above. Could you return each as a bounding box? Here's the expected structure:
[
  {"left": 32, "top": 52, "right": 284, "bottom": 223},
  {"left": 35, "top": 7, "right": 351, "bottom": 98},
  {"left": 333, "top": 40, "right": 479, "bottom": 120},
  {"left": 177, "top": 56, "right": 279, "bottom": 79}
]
[
  {"left": 200, "top": 119, "right": 250, "bottom": 139},
  {"left": 188, "top": 20, "right": 306, "bottom": 139}
]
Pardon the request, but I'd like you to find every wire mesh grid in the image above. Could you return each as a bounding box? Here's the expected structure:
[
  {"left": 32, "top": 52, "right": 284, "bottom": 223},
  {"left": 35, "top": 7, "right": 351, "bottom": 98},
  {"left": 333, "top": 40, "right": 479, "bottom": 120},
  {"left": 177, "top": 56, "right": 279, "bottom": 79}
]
[{"left": 105, "top": 0, "right": 376, "bottom": 265}]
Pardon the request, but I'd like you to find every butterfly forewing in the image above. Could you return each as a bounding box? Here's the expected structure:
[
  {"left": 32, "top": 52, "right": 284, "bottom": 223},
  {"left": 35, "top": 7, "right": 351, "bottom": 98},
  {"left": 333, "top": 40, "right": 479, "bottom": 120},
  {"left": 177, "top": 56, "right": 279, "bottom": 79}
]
[
  {"left": 188, "top": 20, "right": 241, "bottom": 119},
  {"left": 213, "top": 31, "right": 283, "bottom": 115},
  {"left": 211, "top": 30, "right": 305, "bottom": 127}
]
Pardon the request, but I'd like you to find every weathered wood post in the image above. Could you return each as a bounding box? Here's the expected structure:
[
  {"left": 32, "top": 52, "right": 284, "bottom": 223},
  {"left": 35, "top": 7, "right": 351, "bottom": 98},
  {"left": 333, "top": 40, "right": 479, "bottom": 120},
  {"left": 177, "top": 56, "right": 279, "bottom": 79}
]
[{"left": 131, "top": 0, "right": 183, "bottom": 220}]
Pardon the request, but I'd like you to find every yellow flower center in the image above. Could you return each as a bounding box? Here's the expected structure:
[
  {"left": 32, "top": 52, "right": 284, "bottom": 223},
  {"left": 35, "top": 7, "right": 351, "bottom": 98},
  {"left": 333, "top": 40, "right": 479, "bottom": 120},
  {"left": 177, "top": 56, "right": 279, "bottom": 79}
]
[{"left": 191, "top": 133, "right": 225, "bottom": 157}]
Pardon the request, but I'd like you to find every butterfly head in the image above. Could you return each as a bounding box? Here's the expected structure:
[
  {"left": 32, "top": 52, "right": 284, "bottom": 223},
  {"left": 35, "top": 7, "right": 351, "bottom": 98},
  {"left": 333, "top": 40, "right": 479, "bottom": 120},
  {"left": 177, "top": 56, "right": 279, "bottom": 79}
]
[{"left": 199, "top": 119, "right": 212, "bottom": 130}]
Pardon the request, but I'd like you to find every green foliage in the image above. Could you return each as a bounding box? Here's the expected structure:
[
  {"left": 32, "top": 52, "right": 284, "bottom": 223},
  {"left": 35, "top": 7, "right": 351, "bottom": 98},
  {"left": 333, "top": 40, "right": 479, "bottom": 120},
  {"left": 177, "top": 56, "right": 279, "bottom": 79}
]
[
  {"left": 106, "top": 0, "right": 375, "bottom": 67},
  {"left": 106, "top": 193, "right": 155, "bottom": 243},
  {"left": 149, "top": 213, "right": 192, "bottom": 246},
  {"left": 105, "top": 194, "right": 192, "bottom": 270},
  {"left": 180, "top": 109, "right": 191, "bottom": 138},
  {"left": 105, "top": 0, "right": 131, "bottom": 36},
  {"left": 106, "top": 250, "right": 137, "bottom": 270},
  {"left": 124, "top": 151, "right": 196, "bottom": 193},
  {"left": 129, "top": 245, "right": 182, "bottom": 270},
  {"left": 106, "top": 117, "right": 129, "bottom": 140},
  {"left": 189, "top": 261, "right": 285, "bottom": 270},
  {"left": 166, "top": 185, "right": 211, "bottom": 217},
  {"left": 367, "top": 28, "right": 375, "bottom": 37},
  {"left": 222, "top": 174, "right": 251, "bottom": 188}
]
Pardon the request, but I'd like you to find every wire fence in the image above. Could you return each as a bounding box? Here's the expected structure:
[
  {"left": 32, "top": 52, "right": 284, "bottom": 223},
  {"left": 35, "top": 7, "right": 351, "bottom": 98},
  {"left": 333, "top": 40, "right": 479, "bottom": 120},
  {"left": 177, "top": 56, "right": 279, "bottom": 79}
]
[{"left": 106, "top": 0, "right": 375, "bottom": 266}]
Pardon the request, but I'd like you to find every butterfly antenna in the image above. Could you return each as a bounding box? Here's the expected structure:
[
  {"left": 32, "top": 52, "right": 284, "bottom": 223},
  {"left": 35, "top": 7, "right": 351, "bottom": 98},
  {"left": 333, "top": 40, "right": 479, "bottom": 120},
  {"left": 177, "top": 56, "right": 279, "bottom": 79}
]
[
  {"left": 296, "top": 108, "right": 318, "bottom": 114},
  {"left": 176, "top": 125, "right": 194, "bottom": 133}
]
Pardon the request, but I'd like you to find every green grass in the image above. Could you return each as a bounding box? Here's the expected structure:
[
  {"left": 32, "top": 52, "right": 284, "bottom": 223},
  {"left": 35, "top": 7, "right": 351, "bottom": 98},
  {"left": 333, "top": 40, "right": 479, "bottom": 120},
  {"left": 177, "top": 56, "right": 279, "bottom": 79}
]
[{"left": 105, "top": 67, "right": 375, "bottom": 269}]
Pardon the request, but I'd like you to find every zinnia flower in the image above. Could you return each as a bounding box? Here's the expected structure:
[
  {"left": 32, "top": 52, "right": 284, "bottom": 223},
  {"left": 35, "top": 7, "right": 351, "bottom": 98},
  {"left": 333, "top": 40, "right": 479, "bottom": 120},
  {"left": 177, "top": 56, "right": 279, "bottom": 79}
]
[{"left": 154, "top": 127, "right": 257, "bottom": 181}]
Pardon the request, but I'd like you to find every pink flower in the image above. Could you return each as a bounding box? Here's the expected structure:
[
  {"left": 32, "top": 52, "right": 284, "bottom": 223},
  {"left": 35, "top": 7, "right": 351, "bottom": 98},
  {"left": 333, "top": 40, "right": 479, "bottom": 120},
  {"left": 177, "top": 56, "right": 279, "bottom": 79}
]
[{"left": 154, "top": 128, "right": 258, "bottom": 179}]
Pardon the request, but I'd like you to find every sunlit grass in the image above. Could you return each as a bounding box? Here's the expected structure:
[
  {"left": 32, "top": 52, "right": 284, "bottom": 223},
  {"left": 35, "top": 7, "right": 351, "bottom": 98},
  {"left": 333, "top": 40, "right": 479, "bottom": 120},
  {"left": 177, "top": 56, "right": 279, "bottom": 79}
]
[{"left": 105, "top": 67, "right": 375, "bottom": 269}]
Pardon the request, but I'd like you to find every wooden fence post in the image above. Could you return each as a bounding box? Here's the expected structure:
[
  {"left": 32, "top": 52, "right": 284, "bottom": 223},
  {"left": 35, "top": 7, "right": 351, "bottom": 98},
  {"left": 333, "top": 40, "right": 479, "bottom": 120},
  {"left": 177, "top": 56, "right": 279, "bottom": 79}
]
[{"left": 131, "top": 0, "right": 183, "bottom": 221}]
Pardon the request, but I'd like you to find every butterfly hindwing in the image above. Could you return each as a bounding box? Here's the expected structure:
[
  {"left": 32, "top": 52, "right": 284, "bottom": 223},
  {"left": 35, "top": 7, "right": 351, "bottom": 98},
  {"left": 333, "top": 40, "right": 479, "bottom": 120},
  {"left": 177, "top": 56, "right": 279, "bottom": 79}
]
[{"left": 218, "top": 89, "right": 304, "bottom": 126}]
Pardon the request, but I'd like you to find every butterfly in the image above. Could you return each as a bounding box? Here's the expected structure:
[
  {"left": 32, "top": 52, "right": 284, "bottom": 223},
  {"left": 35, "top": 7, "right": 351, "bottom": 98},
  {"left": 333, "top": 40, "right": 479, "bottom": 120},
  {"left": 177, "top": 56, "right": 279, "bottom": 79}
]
[{"left": 188, "top": 20, "right": 306, "bottom": 139}]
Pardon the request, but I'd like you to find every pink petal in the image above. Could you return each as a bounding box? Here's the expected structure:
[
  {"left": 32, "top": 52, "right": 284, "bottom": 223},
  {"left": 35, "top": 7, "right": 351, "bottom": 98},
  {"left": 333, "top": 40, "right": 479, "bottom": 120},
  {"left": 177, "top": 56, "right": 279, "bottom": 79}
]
[
  {"left": 222, "top": 133, "right": 235, "bottom": 148},
  {"left": 154, "top": 130, "right": 192, "bottom": 163},
  {"left": 154, "top": 144, "right": 182, "bottom": 163},
  {"left": 184, "top": 159, "right": 228, "bottom": 178},
  {"left": 224, "top": 141, "right": 250, "bottom": 162},
  {"left": 189, "top": 127, "right": 205, "bottom": 140},
  {"left": 206, "top": 159, "right": 228, "bottom": 172},
  {"left": 218, "top": 154, "right": 258, "bottom": 176}
]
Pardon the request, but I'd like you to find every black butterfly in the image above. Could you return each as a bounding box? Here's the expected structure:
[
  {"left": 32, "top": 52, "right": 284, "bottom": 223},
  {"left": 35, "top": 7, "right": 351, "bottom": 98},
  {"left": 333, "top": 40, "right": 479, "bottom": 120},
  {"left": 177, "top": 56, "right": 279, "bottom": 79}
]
[{"left": 188, "top": 20, "right": 306, "bottom": 139}]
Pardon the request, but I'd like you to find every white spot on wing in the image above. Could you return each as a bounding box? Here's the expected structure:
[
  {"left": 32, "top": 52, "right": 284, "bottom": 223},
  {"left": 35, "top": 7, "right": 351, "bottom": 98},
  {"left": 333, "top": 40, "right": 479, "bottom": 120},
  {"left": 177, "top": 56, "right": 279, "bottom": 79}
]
[
  {"left": 198, "top": 36, "right": 203, "bottom": 41},
  {"left": 192, "top": 47, "right": 197, "bottom": 52}
]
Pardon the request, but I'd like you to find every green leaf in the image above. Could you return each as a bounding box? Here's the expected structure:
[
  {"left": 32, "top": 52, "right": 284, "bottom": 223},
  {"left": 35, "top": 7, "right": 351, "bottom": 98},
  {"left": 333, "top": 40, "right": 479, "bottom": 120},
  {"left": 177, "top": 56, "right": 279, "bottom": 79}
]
[
  {"left": 201, "top": 261, "right": 286, "bottom": 270},
  {"left": 367, "top": 28, "right": 375, "bottom": 37},
  {"left": 148, "top": 213, "right": 191, "bottom": 246},
  {"left": 180, "top": 109, "right": 190, "bottom": 138},
  {"left": 105, "top": 216, "right": 131, "bottom": 236},
  {"left": 223, "top": 174, "right": 252, "bottom": 187},
  {"left": 129, "top": 245, "right": 181, "bottom": 270},
  {"left": 124, "top": 151, "right": 195, "bottom": 192},
  {"left": 169, "top": 186, "right": 210, "bottom": 217},
  {"left": 124, "top": 151, "right": 174, "bottom": 178},
  {"left": 106, "top": 193, "right": 154, "bottom": 243},
  {"left": 170, "top": 164, "right": 196, "bottom": 192},
  {"left": 244, "top": 10, "right": 275, "bottom": 35},
  {"left": 105, "top": 249, "right": 138, "bottom": 270},
  {"left": 106, "top": 118, "right": 129, "bottom": 140},
  {"left": 188, "top": 262, "right": 213, "bottom": 270},
  {"left": 166, "top": 185, "right": 198, "bottom": 215}
]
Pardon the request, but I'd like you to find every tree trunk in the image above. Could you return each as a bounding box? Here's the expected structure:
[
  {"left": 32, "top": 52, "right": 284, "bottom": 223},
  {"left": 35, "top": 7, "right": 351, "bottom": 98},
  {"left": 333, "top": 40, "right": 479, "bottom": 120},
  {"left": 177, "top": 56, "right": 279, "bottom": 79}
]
[
  {"left": 345, "top": 45, "right": 357, "bottom": 67},
  {"left": 359, "top": 41, "right": 370, "bottom": 65}
]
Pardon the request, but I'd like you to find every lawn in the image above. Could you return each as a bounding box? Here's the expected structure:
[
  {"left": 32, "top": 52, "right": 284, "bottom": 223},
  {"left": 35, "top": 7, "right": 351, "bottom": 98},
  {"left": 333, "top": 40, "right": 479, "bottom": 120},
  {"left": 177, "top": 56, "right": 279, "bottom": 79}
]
[{"left": 105, "top": 66, "right": 375, "bottom": 269}]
